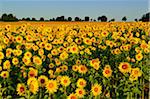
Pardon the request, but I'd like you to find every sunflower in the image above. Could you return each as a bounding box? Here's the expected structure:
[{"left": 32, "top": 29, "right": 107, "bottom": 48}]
[
  {"left": 91, "top": 83, "right": 102, "bottom": 96},
  {"left": 26, "top": 35, "right": 33, "bottom": 42},
  {"left": 63, "top": 42, "right": 69, "bottom": 48},
  {"left": 140, "top": 42, "right": 148, "bottom": 49},
  {"left": 28, "top": 68, "right": 38, "bottom": 78},
  {"left": 3, "top": 37, "right": 9, "bottom": 44},
  {"left": 130, "top": 68, "right": 142, "bottom": 77},
  {"left": 72, "top": 65, "right": 79, "bottom": 72},
  {"left": 54, "top": 58, "right": 61, "bottom": 66},
  {"left": 51, "top": 49, "right": 58, "bottom": 56},
  {"left": 70, "top": 46, "right": 79, "bottom": 54},
  {"left": 12, "top": 57, "right": 19, "bottom": 65},
  {"left": 22, "top": 56, "right": 31, "bottom": 66},
  {"left": 118, "top": 62, "right": 131, "bottom": 74},
  {"left": 59, "top": 51, "right": 68, "bottom": 60},
  {"left": 38, "top": 75, "right": 48, "bottom": 87},
  {"left": 77, "top": 78, "right": 87, "bottom": 88},
  {"left": 60, "top": 76, "right": 71, "bottom": 87},
  {"left": 75, "top": 38, "right": 82, "bottom": 45},
  {"left": 84, "top": 48, "right": 92, "bottom": 55},
  {"left": 76, "top": 60, "right": 81, "bottom": 65},
  {"left": 16, "top": 49, "right": 22, "bottom": 56},
  {"left": 144, "top": 48, "right": 150, "bottom": 54},
  {"left": 57, "top": 46, "right": 64, "bottom": 53},
  {"left": 103, "top": 65, "right": 112, "bottom": 78},
  {"left": 39, "top": 42, "right": 46, "bottom": 48},
  {"left": 25, "top": 43, "right": 33, "bottom": 50},
  {"left": 24, "top": 51, "right": 32, "bottom": 58},
  {"left": 101, "top": 31, "right": 109, "bottom": 37},
  {"left": 67, "top": 93, "right": 78, "bottom": 99},
  {"left": 78, "top": 65, "right": 88, "bottom": 74},
  {"left": 0, "top": 71, "right": 9, "bottom": 78},
  {"left": 46, "top": 80, "right": 58, "bottom": 94},
  {"left": 33, "top": 56, "right": 42, "bottom": 66},
  {"left": 6, "top": 48, "right": 12, "bottom": 57},
  {"left": 16, "top": 83, "right": 26, "bottom": 96},
  {"left": 90, "top": 59, "right": 100, "bottom": 67},
  {"left": 45, "top": 43, "right": 52, "bottom": 51},
  {"left": 27, "top": 77, "right": 39, "bottom": 94},
  {"left": 83, "top": 38, "right": 92, "bottom": 45},
  {"left": 3, "top": 60, "right": 11, "bottom": 70},
  {"left": 0, "top": 52, "right": 4, "bottom": 59},
  {"left": 135, "top": 53, "right": 143, "bottom": 61},
  {"left": 15, "top": 35, "right": 23, "bottom": 43},
  {"left": 38, "top": 49, "right": 44, "bottom": 56},
  {"left": 32, "top": 45, "right": 39, "bottom": 51},
  {"left": 61, "top": 65, "right": 68, "bottom": 71},
  {"left": 49, "top": 63, "right": 54, "bottom": 68},
  {"left": 129, "top": 75, "right": 138, "bottom": 81},
  {"left": 75, "top": 88, "right": 86, "bottom": 98},
  {"left": 114, "top": 48, "right": 121, "bottom": 55}
]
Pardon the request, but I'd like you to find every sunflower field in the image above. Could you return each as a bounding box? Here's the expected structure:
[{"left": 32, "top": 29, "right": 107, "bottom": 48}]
[{"left": 0, "top": 22, "right": 149, "bottom": 99}]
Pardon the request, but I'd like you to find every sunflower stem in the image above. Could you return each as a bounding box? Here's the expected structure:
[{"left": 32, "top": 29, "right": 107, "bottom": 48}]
[
  {"left": 49, "top": 92, "right": 51, "bottom": 99},
  {"left": 142, "top": 79, "right": 144, "bottom": 99},
  {"left": 39, "top": 88, "right": 42, "bottom": 99},
  {"left": 27, "top": 90, "right": 30, "bottom": 99},
  {"left": 64, "top": 87, "right": 67, "bottom": 95}
]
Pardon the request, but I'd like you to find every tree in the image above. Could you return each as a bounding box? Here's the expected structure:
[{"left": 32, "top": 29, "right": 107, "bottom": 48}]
[
  {"left": 122, "top": 16, "right": 127, "bottom": 21},
  {"left": 1, "top": 13, "right": 18, "bottom": 21},
  {"left": 74, "top": 17, "right": 80, "bottom": 21},
  {"left": 50, "top": 18, "right": 55, "bottom": 21},
  {"left": 97, "top": 16, "right": 101, "bottom": 21},
  {"left": 21, "top": 18, "right": 26, "bottom": 21},
  {"left": 1, "top": 13, "right": 8, "bottom": 21},
  {"left": 68, "top": 17, "right": 72, "bottom": 21},
  {"left": 31, "top": 18, "right": 36, "bottom": 21},
  {"left": 40, "top": 17, "right": 44, "bottom": 21},
  {"left": 134, "top": 18, "right": 138, "bottom": 22},
  {"left": 101, "top": 15, "right": 107, "bottom": 22},
  {"left": 140, "top": 12, "right": 150, "bottom": 22},
  {"left": 26, "top": 17, "right": 31, "bottom": 21},
  {"left": 84, "top": 16, "right": 90, "bottom": 21},
  {"left": 109, "top": 18, "right": 115, "bottom": 22},
  {"left": 60, "top": 16, "right": 65, "bottom": 21},
  {"left": 8, "top": 14, "right": 14, "bottom": 21}
]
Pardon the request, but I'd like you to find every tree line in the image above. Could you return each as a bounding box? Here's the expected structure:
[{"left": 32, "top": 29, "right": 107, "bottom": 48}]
[{"left": 0, "top": 12, "right": 149, "bottom": 22}]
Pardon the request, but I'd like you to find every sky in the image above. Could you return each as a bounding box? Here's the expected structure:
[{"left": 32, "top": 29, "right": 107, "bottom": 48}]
[{"left": 0, "top": 0, "right": 149, "bottom": 21}]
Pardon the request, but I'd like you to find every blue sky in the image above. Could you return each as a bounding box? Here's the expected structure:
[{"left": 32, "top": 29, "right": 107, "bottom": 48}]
[{"left": 0, "top": 0, "right": 149, "bottom": 21}]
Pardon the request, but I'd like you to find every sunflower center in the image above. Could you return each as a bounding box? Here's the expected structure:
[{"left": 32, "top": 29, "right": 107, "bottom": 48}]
[
  {"left": 3, "top": 73, "right": 6, "bottom": 77},
  {"left": 73, "top": 48, "right": 76, "bottom": 51},
  {"left": 105, "top": 70, "right": 110, "bottom": 74},
  {"left": 18, "top": 38, "right": 21, "bottom": 40},
  {"left": 40, "top": 79, "right": 45, "bottom": 84},
  {"left": 49, "top": 83, "right": 54, "bottom": 88},
  {"left": 122, "top": 64, "right": 128, "bottom": 69},
  {"left": 94, "top": 87, "right": 99, "bottom": 92},
  {"left": 80, "top": 81, "right": 84, "bottom": 85},
  {"left": 71, "top": 96, "right": 76, "bottom": 99},
  {"left": 79, "top": 90, "right": 83, "bottom": 94},
  {"left": 134, "top": 70, "right": 138, "bottom": 74},
  {"left": 138, "top": 56, "right": 141, "bottom": 59},
  {"left": 63, "top": 79, "right": 68, "bottom": 83},
  {"left": 81, "top": 67, "right": 85, "bottom": 71},
  {"left": 30, "top": 72, "right": 34, "bottom": 77},
  {"left": 20, "top": 87, "right": 25, "bottom": 92}
]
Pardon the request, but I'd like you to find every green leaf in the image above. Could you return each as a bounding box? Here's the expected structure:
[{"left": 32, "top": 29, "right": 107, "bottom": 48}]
[{"left": 132, "top": 87, "right": 141, "bottom": 94}]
